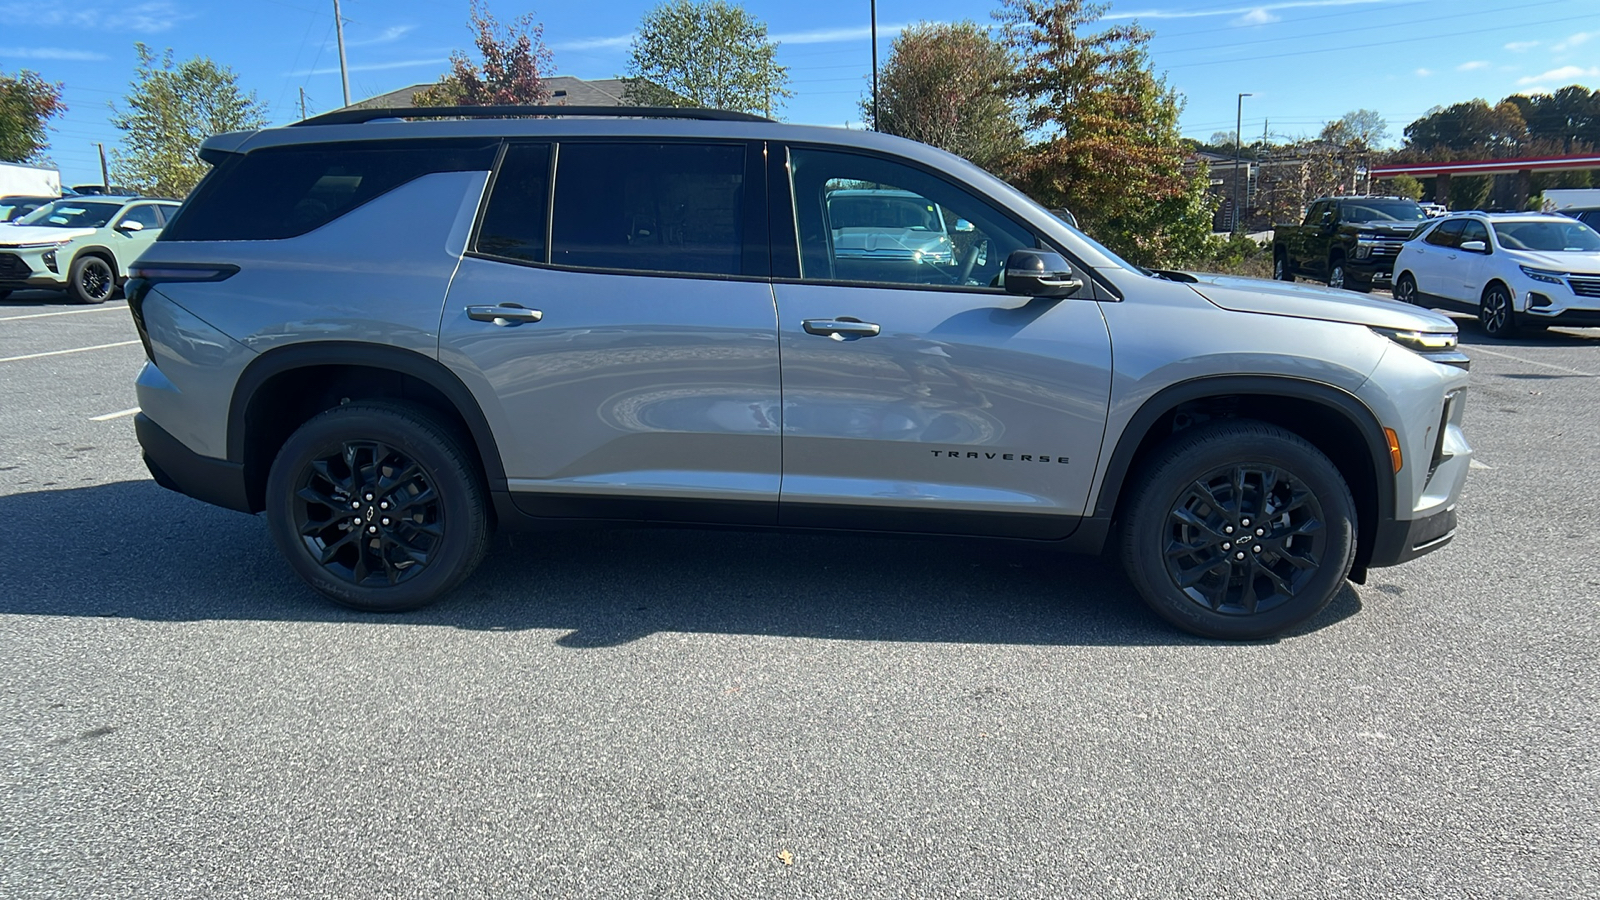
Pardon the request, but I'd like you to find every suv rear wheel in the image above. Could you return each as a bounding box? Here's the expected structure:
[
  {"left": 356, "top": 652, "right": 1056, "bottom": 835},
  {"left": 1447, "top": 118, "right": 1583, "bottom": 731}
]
[
  {"left": 265, "top": 401, "right": 490, "bottom": 612},
  {"left": 1119, "top": 421, "right": 1356, "bottom": 639}
]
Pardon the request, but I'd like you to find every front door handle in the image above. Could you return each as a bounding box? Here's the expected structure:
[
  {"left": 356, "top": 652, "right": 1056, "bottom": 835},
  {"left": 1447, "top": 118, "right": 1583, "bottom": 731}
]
[
  {"left": 802, "top": 317, "right": 880, "bottom": 339},
  {"left": 467, "top": 303, "right": 543, "bottom": 326}
]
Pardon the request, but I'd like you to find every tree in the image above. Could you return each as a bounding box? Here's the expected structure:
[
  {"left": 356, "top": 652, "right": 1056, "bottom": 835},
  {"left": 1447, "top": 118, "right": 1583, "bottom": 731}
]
[
  {"left": 997, "top": 0, "right": 1213, "bottom": 266},
  {"left": 1321, "top": 109, "right": 1388, "bottom": 152},
  {"left": 623, "top": 0, "right": 789, "bottom": 116},
  {"left": 0, "top": 70, "right": 66, "bottom": 164},
  {"left": 1379, "top": 174, "right": 1423, "bottom": 200},
  {"left": 414, "top": 1, "right": 554, "bottom": 107},
  {"left": 862, "top": 22, "right": 1021, "bottom": 173},
  {"left": 1402, "top": 99, "right": 1527, "bottom": 156},
  {"left": 110, "top": 44, "right": 267, "bottom": 197}
]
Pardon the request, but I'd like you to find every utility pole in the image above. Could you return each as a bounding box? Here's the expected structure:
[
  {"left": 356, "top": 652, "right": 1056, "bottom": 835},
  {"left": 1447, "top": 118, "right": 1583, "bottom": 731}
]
[
  {"left": 96, "top": 143, "right": 110, "bottom": 191},
  {"left": 870, "top": 0, "right": 879, "bottom": 129},
  {"left": 333, "top": 0, "right": 351, "bottom": 107},
  {"left": 1234, "top": 93, "right": 1253, "bottom": 233},
  {"left": 299, "top": 87, "right": 307, "bottom": 121}
]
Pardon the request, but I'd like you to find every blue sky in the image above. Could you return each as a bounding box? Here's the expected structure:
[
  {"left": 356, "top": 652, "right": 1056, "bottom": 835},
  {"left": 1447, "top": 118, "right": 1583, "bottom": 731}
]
[{"left": 4, "top": 0, "right": 1599, "bottom": 186}]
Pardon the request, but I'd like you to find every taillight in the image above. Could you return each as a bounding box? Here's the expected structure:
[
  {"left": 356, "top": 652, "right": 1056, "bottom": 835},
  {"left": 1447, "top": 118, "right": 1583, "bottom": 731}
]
[{"left": 125, "top": 263, "right": 239, "bottom": 362}]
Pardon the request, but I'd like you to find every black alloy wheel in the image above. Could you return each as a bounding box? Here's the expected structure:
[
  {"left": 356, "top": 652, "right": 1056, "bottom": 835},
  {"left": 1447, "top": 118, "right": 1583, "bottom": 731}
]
[
  {"left": 69, "top": 255, "right": 115, "bottom": 304},
  {"left": 1394, "top": 272, "right": 1419, "bottom": 305},
  {"left": 292, "top": 440, "right": 442, "bottom": 588},
  {"left": 1479, "top": 283, "right": 1518, "bottom": 339},
  {"left": 1120, "top": 420, "right": 1356, "bottom": 640},
  {"left": 1327, "top": 260, "right": 1347, "bottom": 290},
  {"left": 265, "top": 402, "right": 489, "bottom": 612}
]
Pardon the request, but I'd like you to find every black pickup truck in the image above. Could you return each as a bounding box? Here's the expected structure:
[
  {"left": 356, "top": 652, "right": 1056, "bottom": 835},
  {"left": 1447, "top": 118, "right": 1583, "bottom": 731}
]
[{"left": 1272, "top": 196, "right": 1429, "bottom": 292}]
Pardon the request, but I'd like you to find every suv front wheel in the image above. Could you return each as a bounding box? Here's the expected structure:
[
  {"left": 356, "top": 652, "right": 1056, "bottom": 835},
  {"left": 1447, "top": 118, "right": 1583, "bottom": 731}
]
[
  {"left": 1119, "top": 421, "right": 1357, "bottom": 639},
  {"left": 265, "top": 401, "right": 490, "bottom": 612}
]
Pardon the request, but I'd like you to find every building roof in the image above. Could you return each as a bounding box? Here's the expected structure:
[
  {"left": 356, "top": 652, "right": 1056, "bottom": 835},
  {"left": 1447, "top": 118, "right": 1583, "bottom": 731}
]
[
  {"left": 1371, "top": 153, "right": 1600, "bottom": 178},
  {"left": 344, "top": 76, "right": 642, "bottom": 111}
]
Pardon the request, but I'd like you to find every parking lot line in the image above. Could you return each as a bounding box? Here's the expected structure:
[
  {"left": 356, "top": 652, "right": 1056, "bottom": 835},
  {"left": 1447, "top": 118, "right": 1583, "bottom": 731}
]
[
  {"left": 0, "top": 305, "right": 126, "bottom": 322},
  {"left": 1468, "top": 346, "right": 1597, "bottom": 378},
  {"left": 90, "top": 407, "right": 141, "bottom": 422},
  {"left": 0, "top": 340, "right": 141, "bottom": 364}
]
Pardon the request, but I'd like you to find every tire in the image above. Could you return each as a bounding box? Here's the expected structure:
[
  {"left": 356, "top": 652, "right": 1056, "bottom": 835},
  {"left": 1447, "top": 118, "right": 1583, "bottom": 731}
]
[
  {"left": 68, "top": 254, "right": 116, "bottom": 304},
  {"left": 1394, "top": 272, "right": 1420, "bottom": 305},
  {"left": 0, "top": 289, "right": 10, "bottom": 300},
  {"left": 265, "top": 401, "right": 491, "bottom": 612},
  {"left": 1479, "top": 282, "right": 1519, "bottom": 339},
  {"left": 1327, "top": 258, "right": 1347, "bottom": 291},
  {"left": 1118, "top": 420, "right": 1357, "bottom": 640},
  {"left": 1273, "top": 253, "right": 1294, "bottom": 282}
]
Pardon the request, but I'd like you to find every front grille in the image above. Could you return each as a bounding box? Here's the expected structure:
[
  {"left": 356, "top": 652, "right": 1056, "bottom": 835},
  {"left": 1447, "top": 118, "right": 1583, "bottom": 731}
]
[
  {"left": 0, "top": 252, "right": 30, "bottom": 278},
  {"left": 1568, "top": 275, "right": 1600, "bottom": 298}
]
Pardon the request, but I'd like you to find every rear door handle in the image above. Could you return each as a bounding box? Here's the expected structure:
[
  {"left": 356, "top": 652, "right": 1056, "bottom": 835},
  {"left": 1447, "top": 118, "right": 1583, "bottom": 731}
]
[
  {"left": 802, "top": 317, "right": 880, "bottom": 339},
  {"left": 467, "top": 304, "right": 543, "bottom": 326}
]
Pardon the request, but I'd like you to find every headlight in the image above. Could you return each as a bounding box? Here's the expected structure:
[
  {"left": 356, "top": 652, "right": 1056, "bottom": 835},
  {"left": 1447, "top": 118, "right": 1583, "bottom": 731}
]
[
  {"left": 1518, "top": 265, "right": 1564, "bottom": 284},
  {"left": 1372, "top": 327, "right": 1469, "bottom": 369}
]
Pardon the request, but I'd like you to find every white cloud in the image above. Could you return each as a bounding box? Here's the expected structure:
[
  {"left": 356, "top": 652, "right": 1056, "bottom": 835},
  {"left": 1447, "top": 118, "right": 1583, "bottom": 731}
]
[
  {"left": 1517, "top": 65, "right": 1600, "bottom": 85},
  {"left": 771, "top": 23, "right": 918, "bottom": 44},
  {"left": 1504, "top": 40, "right": 1539, "bottom": 52},
  {"left": 348, "top": 25, "right": 416, "bottom": 48},
  {"left": 550, "top": 34, "right": 634, "bottom": 51},
  {"left": 1456, "top": 61, "right": 1490, "bottom": 72},
  {"left": 290, "top": 58, "right": 447, "bottom": 77},
  {"left": 0, "top": 47, "right": 109, "bottom": 61},
  {"left": 1109, "top": 0, "right": 1394, "bottom": 21},
  {"left": 1234, "top": 9, "right": 1282, "bottom": 25},
  {"left": 0, "top": 2, "right": 187, "bottom": 34},
  {"left": 1415, "top": 68, "right": 1433, "bottom": 77},
  {"left": 1552, "top": 31, "right": 1595, "bottom": 53}
]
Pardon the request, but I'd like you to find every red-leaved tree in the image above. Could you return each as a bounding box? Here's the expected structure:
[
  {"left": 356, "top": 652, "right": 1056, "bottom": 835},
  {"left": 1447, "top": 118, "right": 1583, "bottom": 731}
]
[{"left": 415, "top": 1, "right": 555, "bottom": 106}]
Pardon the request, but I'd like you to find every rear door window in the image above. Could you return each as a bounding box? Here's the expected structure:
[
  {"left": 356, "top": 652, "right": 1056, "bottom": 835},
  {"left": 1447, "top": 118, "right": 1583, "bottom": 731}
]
[{"left": 548, "top": 142, "right": 749, "bottom": 276}]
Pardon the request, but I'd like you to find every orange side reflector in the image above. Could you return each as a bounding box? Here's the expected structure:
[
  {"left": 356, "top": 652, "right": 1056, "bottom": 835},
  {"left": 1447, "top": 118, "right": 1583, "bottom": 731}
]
[{"left": 1384, "top": 427, "right": 1403, "bottom": 473}]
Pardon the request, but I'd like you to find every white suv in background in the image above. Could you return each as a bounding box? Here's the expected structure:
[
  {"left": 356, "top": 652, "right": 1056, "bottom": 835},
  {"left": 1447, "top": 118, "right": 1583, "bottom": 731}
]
[
  {"left": 0, "top": 195, "right": 179, "bottom": 303},
  {"left": 1393, "top": 212, "right": 1600, "bottom": 338}
]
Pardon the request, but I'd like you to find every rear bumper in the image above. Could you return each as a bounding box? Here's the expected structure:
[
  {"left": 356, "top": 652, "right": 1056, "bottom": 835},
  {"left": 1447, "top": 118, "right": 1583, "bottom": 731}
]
[{"left": 135, "top": 413, "right": 253, "bottom": 513}]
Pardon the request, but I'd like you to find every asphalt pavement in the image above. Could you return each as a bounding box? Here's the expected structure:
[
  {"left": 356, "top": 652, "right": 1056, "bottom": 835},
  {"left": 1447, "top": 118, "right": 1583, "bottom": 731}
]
[{"left": 1, "top": 289, "right": 1596, "bottom": 898}]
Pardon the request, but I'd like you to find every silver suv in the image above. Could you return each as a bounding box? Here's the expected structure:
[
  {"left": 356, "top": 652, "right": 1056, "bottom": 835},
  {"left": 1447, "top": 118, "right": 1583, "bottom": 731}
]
[{"left": 129, "top": 106, "right": 1473, "bottom": 639}]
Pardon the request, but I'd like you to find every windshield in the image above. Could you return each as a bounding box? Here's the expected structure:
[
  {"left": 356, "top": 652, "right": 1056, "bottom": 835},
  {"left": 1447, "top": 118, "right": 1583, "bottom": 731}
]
[
  {"left": 1340, "top": 200, "right": 1426, "bottom": 223},
  {"left": 15, "top": 200, "right": 121, "bottom": 228},
  {"left": 1493, "top": 219, "right": 1600, "bottom": 252},
  {"left": 828, "top": 194, "right": 944, "bottom": 232}
]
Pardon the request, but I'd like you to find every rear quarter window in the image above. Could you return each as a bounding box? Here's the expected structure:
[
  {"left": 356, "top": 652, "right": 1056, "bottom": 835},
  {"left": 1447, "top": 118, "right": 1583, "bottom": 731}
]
[{"left": 161, "top": 139, "right": 500, "bottom": 241}]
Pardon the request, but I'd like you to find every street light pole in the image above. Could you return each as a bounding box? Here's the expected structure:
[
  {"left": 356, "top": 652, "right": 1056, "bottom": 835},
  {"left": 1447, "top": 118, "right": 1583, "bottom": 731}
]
[
  {"left": 870, "top": 0, "right": 879, "bottom": 129},
  {"left": 1234, "top": 92, "right": 1253, "bottom": 233}
]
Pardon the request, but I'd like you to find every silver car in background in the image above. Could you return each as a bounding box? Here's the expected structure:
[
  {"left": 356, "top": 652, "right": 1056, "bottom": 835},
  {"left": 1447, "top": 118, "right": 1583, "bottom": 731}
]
[{"left": 128, "top": 106, "right": 1472, "bottom": 639}]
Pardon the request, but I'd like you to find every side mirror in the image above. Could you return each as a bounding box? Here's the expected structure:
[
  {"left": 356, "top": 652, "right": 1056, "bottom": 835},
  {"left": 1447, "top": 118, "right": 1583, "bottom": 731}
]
[
  {"left": 1003, "top": 248, "right": 1082, "bottom": 298},
  {"left": 116, "top": 219, "right": 145, "bottom": 232},
  {"left": 1459, "top": 240, "right": 1487, "bottom": 253},
  {"left": 952, "top": 218, "right": 974, "bottom": 233}
]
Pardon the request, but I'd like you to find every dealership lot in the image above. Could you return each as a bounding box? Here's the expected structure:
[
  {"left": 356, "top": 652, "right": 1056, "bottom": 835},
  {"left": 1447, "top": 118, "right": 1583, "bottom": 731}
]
[{"left": 1, "top": 291, "right": 1596, "bottom": 897}]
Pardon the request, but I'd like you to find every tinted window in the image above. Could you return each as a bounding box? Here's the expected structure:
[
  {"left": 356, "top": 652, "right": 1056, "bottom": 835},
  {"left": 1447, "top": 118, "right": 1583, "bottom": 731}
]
[
  {"left": 550, "top": 143, "right": 745, "bottom": 276},
  {"left": 1340, "top": 200, "right": 1425, "bottom": 222},
  {"left": 162, "top": 139, "right": 499, "bottom": 241},
  {"left": 475, "top": 143, "right": 551, "bottom": 263},
  {"left": 1424, "top": 219, "right": 1466, "bottom": 248},
  {"left": 1458, "top": 219, "right": 1490, "bottom": 246},
  {"left": 789, "top": 147, "right": 1035, "bottom": 289},
  {"left": 16, "top": 200, "right": 120, "bottom": 228},
  {"left": 119, "top": 205, "right": 163, "bottom": 230}
]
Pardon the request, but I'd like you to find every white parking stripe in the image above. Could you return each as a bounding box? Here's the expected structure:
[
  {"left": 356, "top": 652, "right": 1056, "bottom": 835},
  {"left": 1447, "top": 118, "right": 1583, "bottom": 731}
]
[
  {"left": 0, "top": 305, "right": 126, "bottom": 322},
  {"left": 1470, "top": 459, "right": 1492, "bottom": 470},
  {"left": 0, "top": 340, "right": 140, "bottom": 363},
  {"left": 1469, "top": 345, "right": 1597, "bottom": 377},
  {"left": 90, "top": 406, "right": 141, "bottom": 421}
]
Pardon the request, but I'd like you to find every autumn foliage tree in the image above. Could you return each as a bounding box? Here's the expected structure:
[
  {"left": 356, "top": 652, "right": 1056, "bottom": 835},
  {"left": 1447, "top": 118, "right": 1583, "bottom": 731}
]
[
  {"left": 864, "top": 22, "right": 1021, "bottom": 174},
  {"left": 415, "top": 0, "right": 555, "bottom": 107},
  {"left": 997, "top": 0, "right": 1212, "bottom": 266},
  {"left": 0, "top": 69, "right": 66, "bottom": 164}
]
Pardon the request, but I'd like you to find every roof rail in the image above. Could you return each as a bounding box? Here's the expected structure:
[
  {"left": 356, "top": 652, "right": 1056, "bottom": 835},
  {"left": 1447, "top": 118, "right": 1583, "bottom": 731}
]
[{"left": 292, "top": 105, "right": 774, "bottom": 127}]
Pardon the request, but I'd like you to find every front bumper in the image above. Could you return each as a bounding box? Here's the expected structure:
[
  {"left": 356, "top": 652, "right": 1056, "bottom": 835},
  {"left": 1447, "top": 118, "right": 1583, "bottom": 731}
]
[
  {"left": 135, "top": 413, "right": 253, "bottom": 513},
  {"left": 1367, "top": 504, "right": 1457, "bottom": 567},
  {"left": 0, "top": 248, "right": 68, "bottom": 289}
]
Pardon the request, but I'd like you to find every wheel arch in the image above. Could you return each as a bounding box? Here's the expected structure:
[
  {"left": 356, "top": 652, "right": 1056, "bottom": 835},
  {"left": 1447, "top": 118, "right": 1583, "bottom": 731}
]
[
  {"left": 70, "top": 245, "right": 117, "bottom": 271},
  {"left": 1093, "top": 376, "right": 1394, "bottom": 581},
  {"left": 228, "top": 342, "right": 506, "bottom": 513}
]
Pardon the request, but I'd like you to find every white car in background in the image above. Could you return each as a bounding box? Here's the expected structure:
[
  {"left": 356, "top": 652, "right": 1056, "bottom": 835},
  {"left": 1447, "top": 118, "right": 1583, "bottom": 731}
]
[
  {"left": 0, "top": 195, "right": 178, "bottom": 303},
  {"left": 1392, "top": 212, "right": 1600, "bottom": 338}
]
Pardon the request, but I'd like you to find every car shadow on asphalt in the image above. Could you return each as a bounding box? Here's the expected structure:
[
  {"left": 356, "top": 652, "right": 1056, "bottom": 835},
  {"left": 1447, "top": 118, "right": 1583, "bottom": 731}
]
[{"left": 0, "top": 480, "right": 1362, "bottom": 647}]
